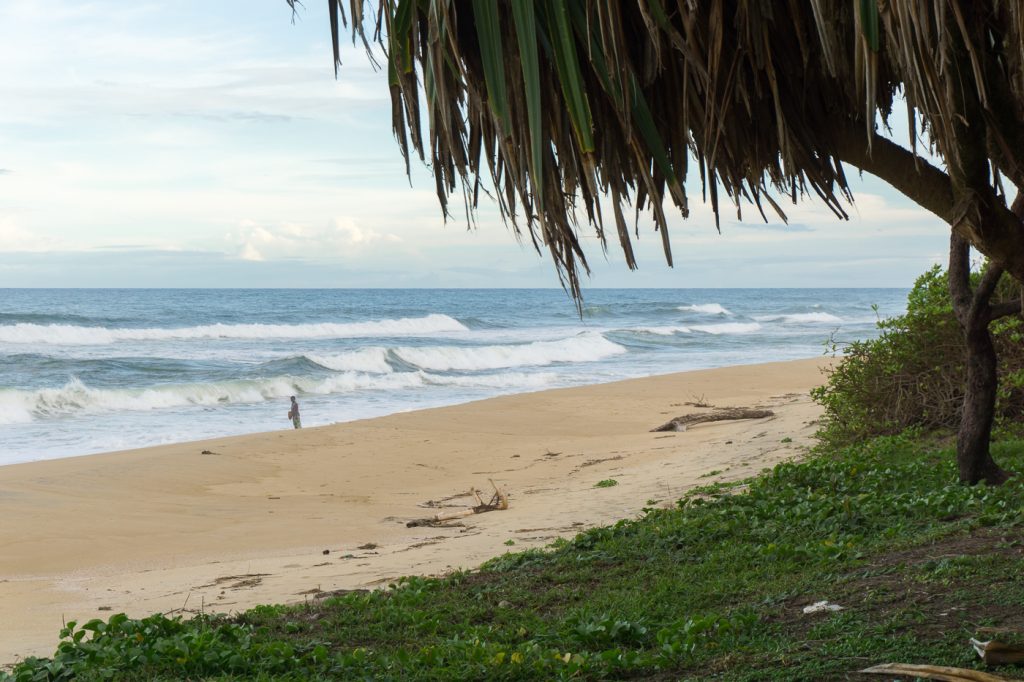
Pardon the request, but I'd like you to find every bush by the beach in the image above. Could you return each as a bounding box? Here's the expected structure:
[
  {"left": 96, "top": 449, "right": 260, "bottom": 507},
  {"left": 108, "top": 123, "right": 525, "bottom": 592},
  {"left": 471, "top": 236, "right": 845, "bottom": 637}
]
[
  {"left": 5, "top": 433, "right": 1024, "bottom": 681},
  {"left": 812, "top": 264, "right": 1024, "bottom": 447}
]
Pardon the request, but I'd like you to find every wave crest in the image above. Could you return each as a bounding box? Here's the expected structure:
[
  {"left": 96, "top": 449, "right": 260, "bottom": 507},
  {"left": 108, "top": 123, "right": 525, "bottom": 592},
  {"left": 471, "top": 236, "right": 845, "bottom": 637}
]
[
  {"left": 305, "top": 348, "right": 393, "bottom": 373},
  {"left": 2, "top": 369, "right": 557, "bottom": 421},
  {"left": 690, "top": 322, "right": 761, "bottom": 335},
  {"left": 678, "top": 303, "right": 731, "bottom": 315},
  {"left": 393, "top": 334, "right": 626, "bottom": 371},
  {"left": 0, "top": 314, "right": 467, "bottom": 345}
]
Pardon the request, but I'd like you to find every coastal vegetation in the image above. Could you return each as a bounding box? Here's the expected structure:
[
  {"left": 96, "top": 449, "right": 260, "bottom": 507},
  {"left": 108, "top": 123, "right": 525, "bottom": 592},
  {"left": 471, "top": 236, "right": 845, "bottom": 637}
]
[
  {"left": 813, "top": 265, "right": 1024, "bottom": 448},
  {"left": 5, "top": 431, "right": 1023, "bottom": 680}
]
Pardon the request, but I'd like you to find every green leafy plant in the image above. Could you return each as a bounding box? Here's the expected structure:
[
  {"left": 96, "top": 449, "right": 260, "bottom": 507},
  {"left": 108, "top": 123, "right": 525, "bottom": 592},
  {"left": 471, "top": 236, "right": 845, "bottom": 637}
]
[
  {"left": 594, "top": 479, "right": 618, "bottom": 488},
  {"left": 813, "top": 265, "right": 1024, "bottom": 447}
]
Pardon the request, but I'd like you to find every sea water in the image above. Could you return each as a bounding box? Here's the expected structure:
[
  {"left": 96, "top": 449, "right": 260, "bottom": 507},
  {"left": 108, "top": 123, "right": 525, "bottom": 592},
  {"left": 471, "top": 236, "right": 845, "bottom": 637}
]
[{"left": 0, "top": 288, "right": 907, "bottom": 465}]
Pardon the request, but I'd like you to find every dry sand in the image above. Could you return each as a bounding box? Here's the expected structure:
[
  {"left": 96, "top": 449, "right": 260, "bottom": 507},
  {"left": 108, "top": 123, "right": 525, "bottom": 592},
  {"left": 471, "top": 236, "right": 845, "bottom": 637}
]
[{"left": 0, "top": 357, "right": 831, "bottom": 665}]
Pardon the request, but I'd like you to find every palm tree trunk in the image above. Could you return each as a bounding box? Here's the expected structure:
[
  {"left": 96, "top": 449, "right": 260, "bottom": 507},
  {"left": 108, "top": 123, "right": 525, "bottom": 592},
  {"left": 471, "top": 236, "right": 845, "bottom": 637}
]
[
  {"left": 949, "top": 233, "right": 1012, "bottom": 485},
  {"left": 957, "top": 312, "right": 1009, "bottom": 484}
]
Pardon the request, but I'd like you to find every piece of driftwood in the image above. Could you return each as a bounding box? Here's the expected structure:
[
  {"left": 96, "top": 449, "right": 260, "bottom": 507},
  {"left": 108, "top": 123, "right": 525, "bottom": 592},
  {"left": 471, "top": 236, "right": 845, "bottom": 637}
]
[
  {"left": 859, "top": 663, "right": 1013, "bottom": 681},
  {"left": 407, "top": 480, "right": 508, "bottom": 528},
  {"left": 651, "top": 407, "right": 775, "bottom": 432},
  {"left": 971, "top": 638, "right": 1024, "bottom": 666}
]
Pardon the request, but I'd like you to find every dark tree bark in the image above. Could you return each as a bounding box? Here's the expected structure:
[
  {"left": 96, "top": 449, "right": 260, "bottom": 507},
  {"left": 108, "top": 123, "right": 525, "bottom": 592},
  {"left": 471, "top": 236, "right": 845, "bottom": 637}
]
[{"left": 948, "top": 233, "right": 1016, "bottom": 485}]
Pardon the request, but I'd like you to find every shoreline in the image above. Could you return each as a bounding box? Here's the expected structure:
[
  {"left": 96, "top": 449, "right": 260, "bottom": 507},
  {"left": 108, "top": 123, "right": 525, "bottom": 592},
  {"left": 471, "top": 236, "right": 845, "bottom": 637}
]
[{"left": 0, "top": 357, "right": 832, "bottom": 665}]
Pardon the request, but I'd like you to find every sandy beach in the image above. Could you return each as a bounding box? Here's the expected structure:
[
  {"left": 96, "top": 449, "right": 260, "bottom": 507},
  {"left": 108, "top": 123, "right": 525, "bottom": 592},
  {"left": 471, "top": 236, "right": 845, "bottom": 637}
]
[{"left": 1, "top": 357, "right": 831, "bottom": 665}]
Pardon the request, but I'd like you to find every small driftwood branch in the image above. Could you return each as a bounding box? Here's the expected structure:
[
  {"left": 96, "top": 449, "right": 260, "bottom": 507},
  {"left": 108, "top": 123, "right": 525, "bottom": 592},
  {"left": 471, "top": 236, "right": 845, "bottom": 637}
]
[
  {"left": 859, "top": 663, "right": 1013, "bottom": 681},
  {"left": 407, "top": 480, "right": 508, "bottom": 527},
  {"left": 651, "top": 407, "right": 775, "bottom": 432}
]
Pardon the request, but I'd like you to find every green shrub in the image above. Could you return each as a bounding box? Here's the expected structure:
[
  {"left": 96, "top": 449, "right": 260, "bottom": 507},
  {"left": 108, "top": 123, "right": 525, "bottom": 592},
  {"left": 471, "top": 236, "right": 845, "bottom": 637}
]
[{"left": 813, "top": 265, "right": 1024, "bottom": 447}]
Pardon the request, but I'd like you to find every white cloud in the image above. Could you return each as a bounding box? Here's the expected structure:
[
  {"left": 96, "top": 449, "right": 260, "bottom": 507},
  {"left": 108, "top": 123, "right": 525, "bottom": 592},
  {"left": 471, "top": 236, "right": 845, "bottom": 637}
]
[
  {"left": 228, "top": 218, "right": 402, "bottom": 261},
  {"left": 0, "top": 218, "right": 62, "bottom": 252}
]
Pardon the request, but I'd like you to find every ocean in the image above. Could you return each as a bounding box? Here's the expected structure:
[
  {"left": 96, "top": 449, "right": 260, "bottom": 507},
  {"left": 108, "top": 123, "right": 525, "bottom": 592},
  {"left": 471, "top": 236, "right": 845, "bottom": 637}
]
[{"left": 0, "top": 288, "right": 907, "bottom": 466}]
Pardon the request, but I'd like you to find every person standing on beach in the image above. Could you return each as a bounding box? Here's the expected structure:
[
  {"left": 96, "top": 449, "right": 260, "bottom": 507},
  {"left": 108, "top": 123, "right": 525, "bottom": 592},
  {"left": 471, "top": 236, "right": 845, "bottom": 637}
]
[{"left": 288, "top": 396, "right": 302, "bottom": 429}]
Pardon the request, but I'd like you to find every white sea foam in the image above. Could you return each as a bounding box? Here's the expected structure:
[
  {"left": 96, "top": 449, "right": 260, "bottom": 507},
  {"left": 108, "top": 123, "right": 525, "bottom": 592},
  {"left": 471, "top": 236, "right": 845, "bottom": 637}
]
[
  {"left": 678, "top": 303, "right": 732, "bottom": 315},
  {"left": 5, "top": 369, "right": 558, "bottom": 421},
  {"left": 393, "top": 334, "right": 626, "bottom": 371},
  {"left": 754, "top": 312, "right": 842, "bottom": 324},
  {"left": 426, "top": 371, "right": 556, "bottom": 389},
  {"left": 0, "top": 391, "right": 35, "bottom": 424},
  {"left": 689, "top": 322, "right": 762, "bottom": 334},
  {"left": 305, "top": 348, "right": 393, "bottom": 373},
  {"left": 0, "top": 314, "right": 467, "bottom": 345},
  {"left": 633, "top": 326, "right": 692, "bottom": 336}
]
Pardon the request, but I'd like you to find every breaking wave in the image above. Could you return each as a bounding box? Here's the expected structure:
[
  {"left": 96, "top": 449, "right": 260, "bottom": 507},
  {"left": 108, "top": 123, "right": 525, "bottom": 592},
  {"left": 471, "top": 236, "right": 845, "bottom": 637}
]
[
  {"left": 1, "top": 370, "right": 556, "bottom": 421},
  {"left": 305, "top": 348, "right": 393, "bottom": 374},
  {"left": 689, "top": 322, "right": 762, "bottom": 334},
  {"left": 678, "top": 303, "right": 732, "bottom": 315},
  {"left": 632, "top": 326, "right": 692, "bottom": 336},
  {"left": 0, "top": 314, "right": 468, "bottom": 345},
  {"left": 392, "top": 334, "right": 626, "bottom": 371}
]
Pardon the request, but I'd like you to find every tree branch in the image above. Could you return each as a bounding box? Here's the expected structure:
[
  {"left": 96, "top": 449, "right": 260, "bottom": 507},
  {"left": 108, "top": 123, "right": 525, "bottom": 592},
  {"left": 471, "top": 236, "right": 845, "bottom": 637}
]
[
  {"left": 835, "top": 126, "right": 1024, "bottom": 286},
  {"left": 833, "top": 127, "right": 955, "bottom": 223},
  {"left": 975, "top": 264, "right": 1005, "bottom": 304},
  {"left": 989, "top": 300, "right": 1022, "bottom": 321}
]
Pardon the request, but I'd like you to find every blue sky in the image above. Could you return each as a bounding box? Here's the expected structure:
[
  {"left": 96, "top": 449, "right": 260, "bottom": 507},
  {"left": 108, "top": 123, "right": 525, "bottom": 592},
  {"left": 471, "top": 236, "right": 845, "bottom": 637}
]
[{"left": 0, "top": 1, "right": 951, "bottom": 289}]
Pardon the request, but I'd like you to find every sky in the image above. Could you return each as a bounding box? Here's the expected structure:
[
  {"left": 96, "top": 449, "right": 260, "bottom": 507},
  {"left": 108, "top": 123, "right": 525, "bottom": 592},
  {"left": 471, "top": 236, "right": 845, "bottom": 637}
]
[{"left": 0, "top": 1, "right": 953, "bottom": 289}]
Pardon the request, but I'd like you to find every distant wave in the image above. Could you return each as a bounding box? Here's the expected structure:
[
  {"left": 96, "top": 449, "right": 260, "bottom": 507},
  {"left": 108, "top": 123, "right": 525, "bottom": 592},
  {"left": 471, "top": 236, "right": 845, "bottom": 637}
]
[
  {"left": 628, "top": 322, "right": 760, "bottom": 336},
  {"left": 754, "top": 312, "right": 842, "bottom": 324},
  {"left": 0, "top": 370, "right": 555, "bottom": 421},
  {"left": 632, "top": 325, "right": 692, "bottom": 336},
  {"left": 689, "top": 322, "right": 761, "bottom": 334},
  {"left": 678, "top": 303, "right": 732, "bottom": 315},
  {"left": 393, "top": 334, "right": 626, "bottom": 371},
  {"left": 0, "top": 314, "right": 467, "bottom": 345}
]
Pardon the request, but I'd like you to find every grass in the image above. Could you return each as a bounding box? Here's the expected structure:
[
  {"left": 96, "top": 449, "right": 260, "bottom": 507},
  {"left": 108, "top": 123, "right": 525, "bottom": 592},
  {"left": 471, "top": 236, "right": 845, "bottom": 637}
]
[{"left": 5, "top": 432, "right": 1024, "bottom": 681}]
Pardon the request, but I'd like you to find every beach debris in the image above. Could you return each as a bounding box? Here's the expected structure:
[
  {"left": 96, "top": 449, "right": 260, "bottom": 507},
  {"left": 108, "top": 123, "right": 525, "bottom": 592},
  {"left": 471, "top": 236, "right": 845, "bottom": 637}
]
[
  {"left": 802, "top": 600, "right": 843, "bottom": 614},
  {"left": 859, "top": 663, "right": 1013, "bottom": 681},
  {"left": 322, "top": 549, "right": 330, "bottom": 555},
  {"left": 407, "top": 480, "right": 509, "bottom": 528},
  {"left": 358, "top": 543, "right": 379, "bottom": 550},
  {"left": 200, "top": 449, "right": 220, "bottom": 455},
  {"left": 652, "top": 407, "right": 775, "bottom": 432},
  {"left": 970, "top": 637, "right": 1024, "bottom": 665}
]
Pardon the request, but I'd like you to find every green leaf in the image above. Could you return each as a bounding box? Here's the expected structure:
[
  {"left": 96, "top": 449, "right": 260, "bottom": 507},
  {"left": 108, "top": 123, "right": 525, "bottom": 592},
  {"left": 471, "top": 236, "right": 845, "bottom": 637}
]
[
  {"left": 629, "top": 74, "right": 678, "bottom": 188},
  {"left": 511, "top": 0, "right": 544, "bottom": 205},
  {"left": 472, "top": 0, "right": 511, "bottom": 133},
  {"left": 543, "top": 0, "right": 594, "bottom": 153},
  {"left": 392, "top": 0, "right": 417, "bottom": 73},
  {"left": 858, "top": 0, "right": 879, "bottom": 52}
]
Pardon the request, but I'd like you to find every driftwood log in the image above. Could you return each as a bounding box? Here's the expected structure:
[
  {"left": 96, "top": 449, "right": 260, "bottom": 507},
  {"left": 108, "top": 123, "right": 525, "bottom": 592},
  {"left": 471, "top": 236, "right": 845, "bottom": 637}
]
[
  {"left": 971, "top": 638, "right": 1024, "bottom": 665},
  {"left": 407, "top": 480, "right": 509, "bottom": 528},
  {"left": 859, "top": 663, "right": 1013, "bottom": 681},
  {"left": 651, "top": 407, "right": 775, "bottom": 432}
]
